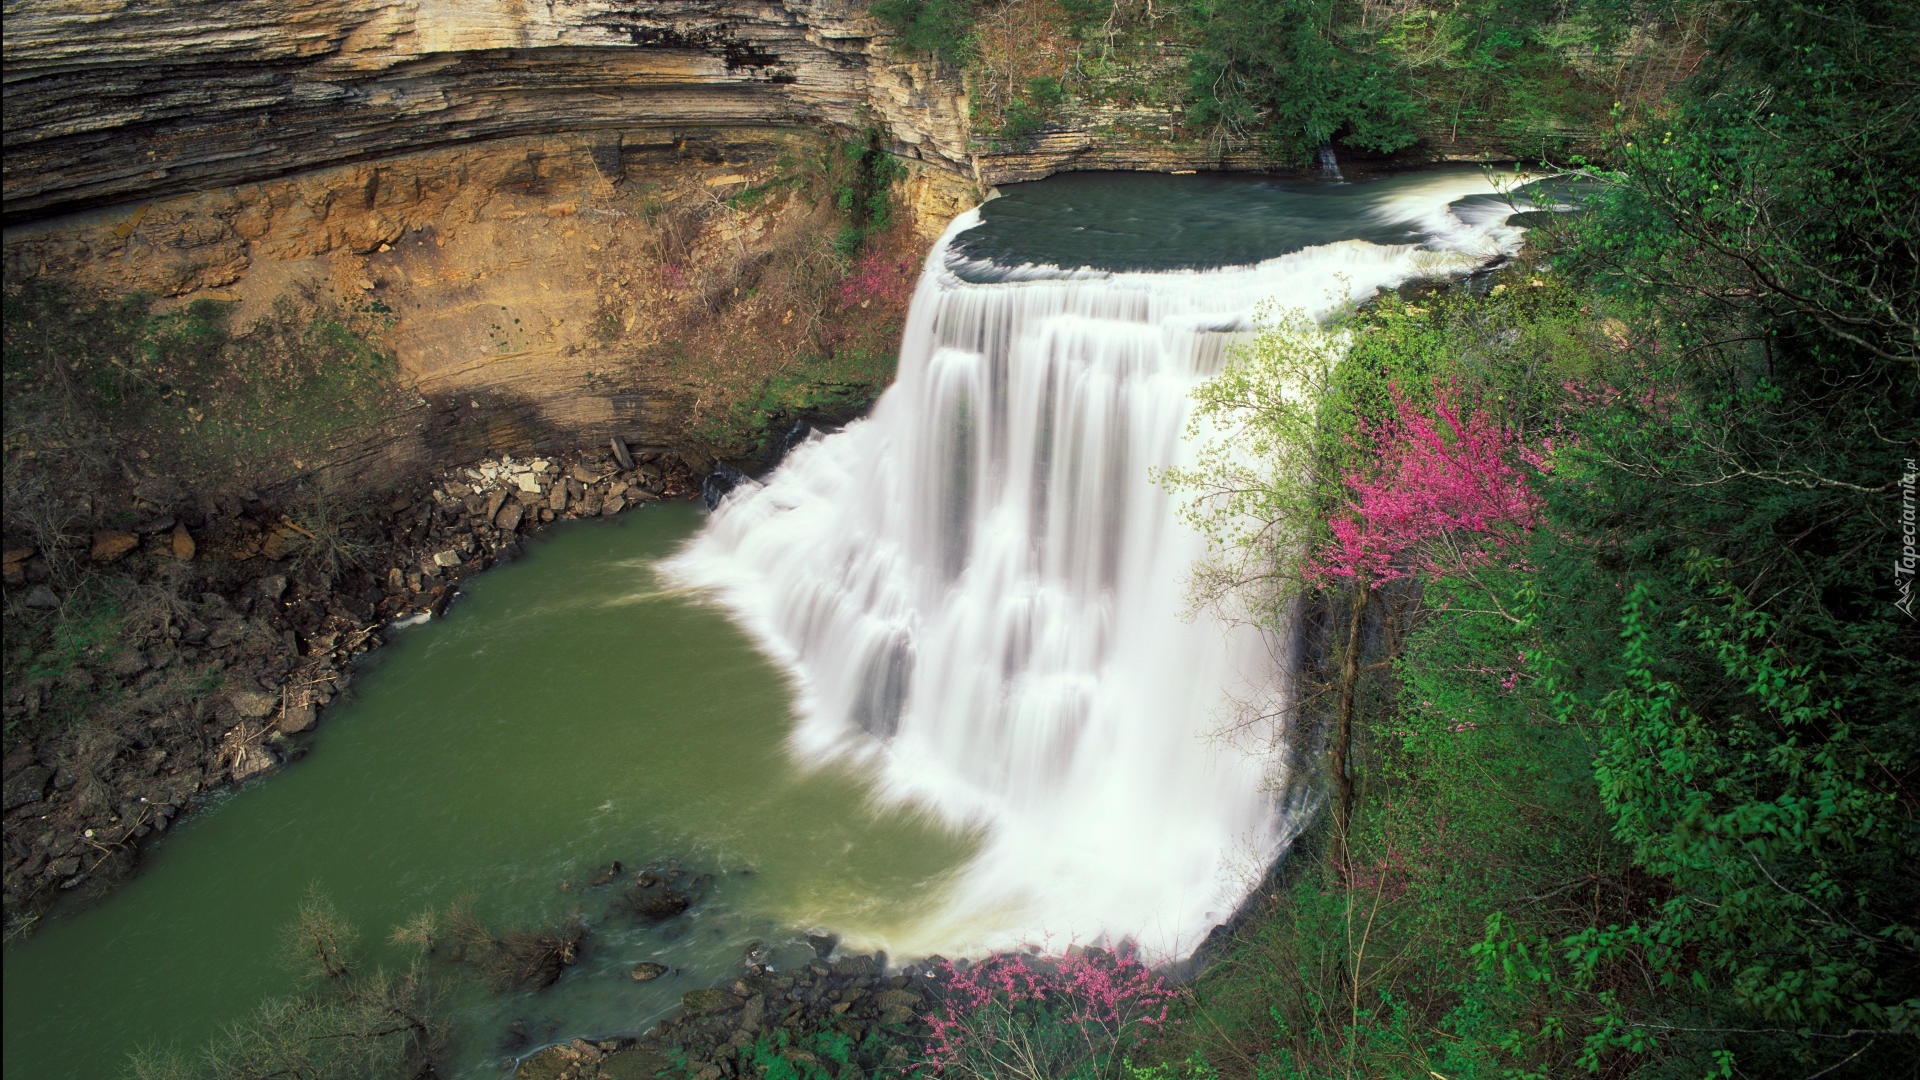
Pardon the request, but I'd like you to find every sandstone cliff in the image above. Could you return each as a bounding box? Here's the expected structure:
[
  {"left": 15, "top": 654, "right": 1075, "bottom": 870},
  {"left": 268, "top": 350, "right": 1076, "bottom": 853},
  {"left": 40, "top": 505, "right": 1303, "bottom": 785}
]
[
  {"left": 2, "top": 0, "right": 978, "bottom": 224},
  {"left": 3, "top": 0, "right": 1001, "bottom": 487}
]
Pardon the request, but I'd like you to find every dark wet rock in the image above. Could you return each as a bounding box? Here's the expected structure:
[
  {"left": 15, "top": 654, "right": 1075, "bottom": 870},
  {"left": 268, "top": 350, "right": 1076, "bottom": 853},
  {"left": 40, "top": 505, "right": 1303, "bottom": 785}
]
[
  {"left": 701, "top": 463, "right": 749, "bottom": 510},
  {"left": 740, "top": 940, "right": 771, "bottom": 970},
  {"left": 496, "top": 502, "right": 526, "bottom": 533},
  {"left": 681, "top": 988, "right": 740, "bottom": 1016},
  {"left": 23, "top": 584, "right": 59, "bottom": 610},
  {"left": 836, "top": 953, "right": 880, "bottom": 977},
  {"left": 627, "top": 883, "right": 692, "bottom": 923},
  {"left": 630, "top": 962, "right": 669, "bottom": 982},
  {"left": 4, "top": 766, "right": 50, "bottom": 811}
]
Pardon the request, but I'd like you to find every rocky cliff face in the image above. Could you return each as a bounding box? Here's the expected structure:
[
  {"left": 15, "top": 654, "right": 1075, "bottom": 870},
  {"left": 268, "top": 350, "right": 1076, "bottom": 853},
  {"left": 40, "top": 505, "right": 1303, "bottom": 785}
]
[
  {"left": 4, "top": 0, "right": 995, "bottom": 483},
  {"left": 4, "top": 0, "right": 1468, "bottom": 489},
  {"left": 2, "top": 0, "right": 977, "bottom": 224}
]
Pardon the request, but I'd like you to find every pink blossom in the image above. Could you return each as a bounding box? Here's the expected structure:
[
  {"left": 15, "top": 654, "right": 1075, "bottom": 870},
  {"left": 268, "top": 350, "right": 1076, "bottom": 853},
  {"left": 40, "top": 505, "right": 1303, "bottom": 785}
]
[
  {"left": 836, "top": 249, "right": 915, "bottom": 310},
  {"left": 1307, "top": 381, "right": 1545, "bottom": 587},
  {"left": 923, "top": 947, "right": 1181, "bottom": 1075}
]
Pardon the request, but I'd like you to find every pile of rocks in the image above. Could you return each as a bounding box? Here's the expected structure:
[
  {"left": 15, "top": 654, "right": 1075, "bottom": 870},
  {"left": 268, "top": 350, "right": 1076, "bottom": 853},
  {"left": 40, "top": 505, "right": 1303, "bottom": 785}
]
[
  {"left": 516, "top": 951, "right": 932, "bottom": 1080},
  {"left": 410, "top": 443, "right": 693, "bottom": 606}
]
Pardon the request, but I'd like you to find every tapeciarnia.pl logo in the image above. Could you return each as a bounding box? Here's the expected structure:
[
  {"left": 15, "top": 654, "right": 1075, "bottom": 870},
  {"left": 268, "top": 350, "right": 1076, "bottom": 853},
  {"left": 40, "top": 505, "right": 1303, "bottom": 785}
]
[{"left": 1898, "top": 458, "right": 1916, "bottom": 618}]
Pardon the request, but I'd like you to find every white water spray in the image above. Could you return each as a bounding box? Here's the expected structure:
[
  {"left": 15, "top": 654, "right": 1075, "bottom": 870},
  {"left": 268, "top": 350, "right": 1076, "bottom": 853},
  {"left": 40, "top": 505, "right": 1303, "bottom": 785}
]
[{"left": 663, "top": 171, "right": 1535, "bottom": 960}]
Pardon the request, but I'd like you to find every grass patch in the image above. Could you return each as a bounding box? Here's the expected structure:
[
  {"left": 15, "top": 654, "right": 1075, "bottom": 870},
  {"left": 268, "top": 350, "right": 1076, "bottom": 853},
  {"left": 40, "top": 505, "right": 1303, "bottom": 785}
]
[{"left": 3, "top": 281, "right": 406, "bottom": 500}]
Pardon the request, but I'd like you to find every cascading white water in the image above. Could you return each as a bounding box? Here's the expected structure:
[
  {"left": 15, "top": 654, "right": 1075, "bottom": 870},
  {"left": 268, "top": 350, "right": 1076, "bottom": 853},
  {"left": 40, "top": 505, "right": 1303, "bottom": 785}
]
[{"left": 664, "top": 172, "right": 1536, "bottom": 960}]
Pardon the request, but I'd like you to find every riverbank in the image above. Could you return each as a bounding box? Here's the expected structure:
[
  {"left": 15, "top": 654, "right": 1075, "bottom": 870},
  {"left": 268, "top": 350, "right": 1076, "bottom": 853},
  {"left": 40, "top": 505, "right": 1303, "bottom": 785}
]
[{"left": 2, "top": 440, "right": 702, "bottom": 934}]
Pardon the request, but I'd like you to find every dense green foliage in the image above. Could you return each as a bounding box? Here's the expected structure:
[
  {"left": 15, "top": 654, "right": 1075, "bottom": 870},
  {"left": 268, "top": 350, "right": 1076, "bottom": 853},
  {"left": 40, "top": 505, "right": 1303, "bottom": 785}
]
[
  {"left": 1183, "top": 0, "right": 1421, "bottom": 162},
  {"left": 871, "top": 0, "right": 979, "bottom": 64},
  {"left": 834, "top": 130, "right": 911, "bottom": 259},
  {"left": 1152, "top": 1, "right": 1919, "bottom": 1077},
  {"left": 872, "top": 0, "right": 1692, "bottom": 163}
]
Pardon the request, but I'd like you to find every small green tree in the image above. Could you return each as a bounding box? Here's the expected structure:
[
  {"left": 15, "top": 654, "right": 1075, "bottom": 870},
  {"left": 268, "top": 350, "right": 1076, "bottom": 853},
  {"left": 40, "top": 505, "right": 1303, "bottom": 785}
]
[{"left": 131, "top": 892, "right": 448, "bottom": 1080}]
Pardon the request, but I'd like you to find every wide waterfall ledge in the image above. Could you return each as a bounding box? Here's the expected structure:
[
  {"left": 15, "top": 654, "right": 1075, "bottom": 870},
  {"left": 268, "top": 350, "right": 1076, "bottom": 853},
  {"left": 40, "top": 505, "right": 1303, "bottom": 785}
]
[{"left": 662, "top": 168, "right": 1556, "bottom": 962}]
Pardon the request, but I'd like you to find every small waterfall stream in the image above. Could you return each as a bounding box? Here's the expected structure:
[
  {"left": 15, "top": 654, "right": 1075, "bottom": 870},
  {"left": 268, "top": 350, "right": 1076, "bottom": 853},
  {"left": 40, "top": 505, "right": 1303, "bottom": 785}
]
[{"left": 665, "top": 171, "right": 1538, "bottom": 959}]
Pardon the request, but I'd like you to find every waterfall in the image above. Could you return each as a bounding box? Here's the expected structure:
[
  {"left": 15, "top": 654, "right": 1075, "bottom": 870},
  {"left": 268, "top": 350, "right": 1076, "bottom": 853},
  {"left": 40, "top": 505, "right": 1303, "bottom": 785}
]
[
  {"left": 1318, "top": 143, "right": 1344, "bottom": 182},
  {"left": 663, "top": 173, "right": 1532, "bottom": 960}
]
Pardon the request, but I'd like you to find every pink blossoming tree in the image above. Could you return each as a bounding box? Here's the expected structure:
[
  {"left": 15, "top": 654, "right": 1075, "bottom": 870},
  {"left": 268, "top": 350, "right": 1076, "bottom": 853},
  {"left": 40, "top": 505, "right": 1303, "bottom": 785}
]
[
  {"left": 1308, "top": 380, "right": 1546, "bottom": 590},
  {"left": 922, "top": 948, "right": 1180, "bottom": 1080}
]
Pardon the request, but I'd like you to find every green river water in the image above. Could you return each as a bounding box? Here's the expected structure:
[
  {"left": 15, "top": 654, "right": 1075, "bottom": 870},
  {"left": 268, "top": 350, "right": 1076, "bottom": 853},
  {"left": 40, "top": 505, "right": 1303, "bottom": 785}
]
[{"left": 3, "top": 505, "right": 974, "bottom": 1078}]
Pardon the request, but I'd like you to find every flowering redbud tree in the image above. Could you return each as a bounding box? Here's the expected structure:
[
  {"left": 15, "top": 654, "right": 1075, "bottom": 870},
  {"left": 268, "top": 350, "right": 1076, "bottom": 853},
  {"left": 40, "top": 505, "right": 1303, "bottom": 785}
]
[
  {"left": 1308, "top": 379, "right": 1546, "bottom": 592},
  {"left": 921, "top": 948, "right": 1180, "bottom": 1080}
]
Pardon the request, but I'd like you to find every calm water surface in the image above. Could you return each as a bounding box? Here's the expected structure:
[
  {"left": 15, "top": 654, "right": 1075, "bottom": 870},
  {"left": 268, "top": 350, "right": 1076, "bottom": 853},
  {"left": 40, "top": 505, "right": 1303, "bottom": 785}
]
[{"left": 3, "top": 505, "right": 973, "bottom": 1078}]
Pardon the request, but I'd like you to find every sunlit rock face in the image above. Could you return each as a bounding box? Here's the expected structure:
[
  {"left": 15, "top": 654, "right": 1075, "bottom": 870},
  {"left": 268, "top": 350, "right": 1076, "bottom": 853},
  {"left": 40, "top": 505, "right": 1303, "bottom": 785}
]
[{"left": 1, "top": 0, "right": 976, "bottom": 224}]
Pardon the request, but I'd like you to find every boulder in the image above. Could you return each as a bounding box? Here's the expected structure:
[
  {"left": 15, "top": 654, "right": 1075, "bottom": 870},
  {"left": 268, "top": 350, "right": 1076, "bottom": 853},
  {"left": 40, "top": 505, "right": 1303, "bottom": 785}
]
[
  {"left": 495, "top": 503, "right": 526, "bottom": 533},
  {"left": 261, "top": 526, "right": 303, "bottom": 559},
  {"left": 431, "top": 549, "right": 461, "bottom": 569},
  {"left": 516, "top": 1040, "right": 599, "bottom": 1080},
  {"left": 3, "top": 765, "right": 50, "bottom": 811},
  {"left": 2, "top": 546, "right": 32, "bottom": 584},
  {"left": 627, "top": 882, "right": 691, "bottom": 922},
  {"left": 228, "top": 689, "right": 278, "bottom": 718},
  {"left": 24, "top": 584, "right": 60, "bottom": 610},
  {"left": 836, "top": 954, "right": 879, "bottom": 977},
  {"left": 599, "top": 1050, "right": 677, "bottom": 1080},
  {"left": 630, "top": 962, "right": 669, "bottom": 982},
  {"left": 610, "top": 435, "right": 635, "bottom": 471},
  {"left": 277, "top": 702, "right": 317, "bottom": 734},
  {"left": 229, "top": 743, "right": 276, "bottom": 782},
  {"left": 680, "top": 988, "right": 740, "bottom": 1016},
  {"left": 872, "top": 988, "right": 921, "bottom": 1024},
  {"left": 89, "top": 530, "right": 138, "bottom": 562},
  {"left": 170, "top": 525, "right": 196, "bottom": 560}
]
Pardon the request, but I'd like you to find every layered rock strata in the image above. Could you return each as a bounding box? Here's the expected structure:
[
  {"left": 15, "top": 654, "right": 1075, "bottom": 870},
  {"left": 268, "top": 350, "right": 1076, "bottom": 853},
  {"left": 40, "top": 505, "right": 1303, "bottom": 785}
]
[{"left": 3, "top": 0, "right": 976, "bottom": 224}]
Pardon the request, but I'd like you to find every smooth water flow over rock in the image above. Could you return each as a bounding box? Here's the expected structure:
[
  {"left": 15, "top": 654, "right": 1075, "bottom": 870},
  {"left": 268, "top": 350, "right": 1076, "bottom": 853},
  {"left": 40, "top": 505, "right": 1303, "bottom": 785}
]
[{"left": 666, "top": 168, "right": 1547, "bottom": 960}]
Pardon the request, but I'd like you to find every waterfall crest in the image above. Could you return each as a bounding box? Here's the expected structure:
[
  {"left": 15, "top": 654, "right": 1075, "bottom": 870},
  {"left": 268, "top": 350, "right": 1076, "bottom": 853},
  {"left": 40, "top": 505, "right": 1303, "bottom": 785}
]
[{"left": 663, "top": 172, "right": 1532, "bottom": 959}]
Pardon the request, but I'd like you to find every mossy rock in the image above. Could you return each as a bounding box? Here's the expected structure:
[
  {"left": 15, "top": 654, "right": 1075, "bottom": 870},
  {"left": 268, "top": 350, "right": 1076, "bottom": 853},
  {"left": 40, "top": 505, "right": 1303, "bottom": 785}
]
[
  {"left": 600, "top": 1048, "right": 678, "bottom": 1080},
  {"left": 681, "top": 987, "right": 742, "bottom": 1015}
]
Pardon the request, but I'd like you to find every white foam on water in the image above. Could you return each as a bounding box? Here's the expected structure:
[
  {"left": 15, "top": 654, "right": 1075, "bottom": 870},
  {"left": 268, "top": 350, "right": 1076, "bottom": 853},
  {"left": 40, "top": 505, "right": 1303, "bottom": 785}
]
[{"left": 661, "top": 171, "right": 1531, "bottom": 961}]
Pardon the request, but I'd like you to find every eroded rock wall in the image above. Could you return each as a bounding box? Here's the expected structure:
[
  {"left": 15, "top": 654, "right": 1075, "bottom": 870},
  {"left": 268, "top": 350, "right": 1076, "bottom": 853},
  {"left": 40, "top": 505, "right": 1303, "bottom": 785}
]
[
  {"left": 4, "top": 0, "right": 990, "bottom": 484},
  {"left": 2, "top": 0, "right": 977, "bottom": 224}
]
